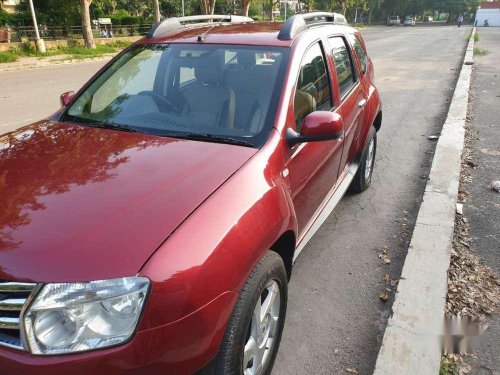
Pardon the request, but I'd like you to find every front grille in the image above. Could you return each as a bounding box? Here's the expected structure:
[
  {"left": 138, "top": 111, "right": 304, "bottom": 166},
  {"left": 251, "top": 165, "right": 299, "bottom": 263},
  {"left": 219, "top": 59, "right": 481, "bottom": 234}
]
[{"left": 0, "top": 281, "right": 38, "bottom": 350}]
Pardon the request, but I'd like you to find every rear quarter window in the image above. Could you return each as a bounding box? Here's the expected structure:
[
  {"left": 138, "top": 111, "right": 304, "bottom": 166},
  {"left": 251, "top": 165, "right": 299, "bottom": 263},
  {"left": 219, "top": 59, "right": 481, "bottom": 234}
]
[{"left": 349, "top": 34, "right": 368, "bottom": 75}]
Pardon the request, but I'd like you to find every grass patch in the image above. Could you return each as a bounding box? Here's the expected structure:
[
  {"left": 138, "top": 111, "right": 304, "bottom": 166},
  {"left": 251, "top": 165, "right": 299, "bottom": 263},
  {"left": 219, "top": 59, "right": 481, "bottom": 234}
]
[
  {"left": 474, "top": 47, "right": 489, "bottom": 56},
  {"left": 473, "top": 32, "right": 479, "bottom": 42},
  {"left": 64, "top": 43, "right": 117, "bottom": 56},
  {"left": 440, "top": 356, "right": 459, "bottom": 375},
  {"left": 0, "top": 51, "right": 17, "bottom": 63},
  {"left": 4, "top": 40, "right": 132, "bottom": 62}
]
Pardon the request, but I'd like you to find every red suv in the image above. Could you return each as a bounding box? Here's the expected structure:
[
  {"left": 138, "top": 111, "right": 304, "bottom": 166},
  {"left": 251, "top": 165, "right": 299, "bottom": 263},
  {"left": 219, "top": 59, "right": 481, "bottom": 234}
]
[{"left": 0, "top": 12, "right": 381, "bottom": 375}]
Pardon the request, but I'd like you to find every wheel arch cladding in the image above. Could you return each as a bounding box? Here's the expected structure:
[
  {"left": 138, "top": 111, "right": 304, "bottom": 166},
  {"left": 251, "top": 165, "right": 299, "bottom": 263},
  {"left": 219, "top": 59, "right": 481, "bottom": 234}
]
[
  {"left": 270, "top": 230, "right": 296, "bottom": 281},
  {"left": 373, "top": 111, "right": 382, "bottom": 132}
]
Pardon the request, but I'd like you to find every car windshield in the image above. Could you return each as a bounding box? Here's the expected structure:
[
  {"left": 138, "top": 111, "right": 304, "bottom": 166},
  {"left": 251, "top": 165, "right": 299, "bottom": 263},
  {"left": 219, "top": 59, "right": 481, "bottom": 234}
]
[
  {"left": 64, "top": 44, "right": 289, "bottom": 147},
  {"left": 390, "top": 16, "right": 398, "bottom": 20}
]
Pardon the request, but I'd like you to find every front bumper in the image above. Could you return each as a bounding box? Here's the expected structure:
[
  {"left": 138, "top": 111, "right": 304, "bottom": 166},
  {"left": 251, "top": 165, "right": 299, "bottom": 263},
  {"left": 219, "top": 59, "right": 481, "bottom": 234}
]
[{"left": 0, "top": 291, "right": 237, "bottom": 375}]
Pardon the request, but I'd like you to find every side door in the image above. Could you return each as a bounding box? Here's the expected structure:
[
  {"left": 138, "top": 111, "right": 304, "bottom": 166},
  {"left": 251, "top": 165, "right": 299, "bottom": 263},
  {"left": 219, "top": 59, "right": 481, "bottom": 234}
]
[
  {"left": 349, "top": 32, "right": 379, "bottom": 141},
  {"left": 327, "top": 35, "right": 367, "bottom": 174},
  {"left": 285, "top": 41, "right": 343, "bottom": 235}
]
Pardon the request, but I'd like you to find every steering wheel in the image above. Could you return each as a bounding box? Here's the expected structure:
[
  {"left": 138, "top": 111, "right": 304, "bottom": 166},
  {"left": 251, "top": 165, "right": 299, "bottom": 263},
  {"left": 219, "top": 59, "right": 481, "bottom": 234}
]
[{"left": 138, "top": 91, "right": 178, "bottom": 113}]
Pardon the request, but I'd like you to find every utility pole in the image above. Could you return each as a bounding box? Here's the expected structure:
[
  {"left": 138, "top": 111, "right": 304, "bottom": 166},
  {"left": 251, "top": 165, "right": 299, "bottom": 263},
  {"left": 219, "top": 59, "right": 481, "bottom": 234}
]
[
  {"left": 28, "top": 0, "right": 45, "bottom": 53},
  {"left": 182, "top": 0, "right": 185, "bottom": 16},
  {"left": 284, "top": 0, "right": 287, "bottom": 20},
  {"left": 153, "top": 0, "right": 161, "bottom": 23}
]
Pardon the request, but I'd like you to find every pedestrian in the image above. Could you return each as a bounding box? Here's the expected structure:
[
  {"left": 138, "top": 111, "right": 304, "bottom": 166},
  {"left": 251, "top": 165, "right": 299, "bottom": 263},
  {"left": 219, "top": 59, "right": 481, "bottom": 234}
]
[{"left": 457, "top": 14, "right": 463, "bottom": 27}]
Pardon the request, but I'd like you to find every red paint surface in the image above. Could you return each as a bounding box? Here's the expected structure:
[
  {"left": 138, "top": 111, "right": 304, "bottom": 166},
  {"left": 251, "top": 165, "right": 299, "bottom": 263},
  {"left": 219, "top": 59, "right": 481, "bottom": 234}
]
[{"left": 0, "top": 23, "right": 381, "bottom": 374}]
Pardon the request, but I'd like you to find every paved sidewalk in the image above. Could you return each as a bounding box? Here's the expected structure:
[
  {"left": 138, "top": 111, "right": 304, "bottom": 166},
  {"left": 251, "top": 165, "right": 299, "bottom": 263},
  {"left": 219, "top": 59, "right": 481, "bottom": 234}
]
[{"left": 464, "top": 28, "right": 500, "bottom": 374}]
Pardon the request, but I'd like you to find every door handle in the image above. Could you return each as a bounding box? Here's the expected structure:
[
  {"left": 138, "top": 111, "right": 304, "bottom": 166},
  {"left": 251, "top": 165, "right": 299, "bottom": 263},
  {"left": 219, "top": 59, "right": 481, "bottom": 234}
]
[{"left": 358, "top": 99, "right": 367, "bottom": 108}]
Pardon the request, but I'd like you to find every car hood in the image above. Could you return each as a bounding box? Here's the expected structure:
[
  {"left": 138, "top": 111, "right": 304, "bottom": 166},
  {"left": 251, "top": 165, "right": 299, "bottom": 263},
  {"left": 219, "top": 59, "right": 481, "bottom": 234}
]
[{"left": 0, "top": 122, "right": 257, "bottom": 282}]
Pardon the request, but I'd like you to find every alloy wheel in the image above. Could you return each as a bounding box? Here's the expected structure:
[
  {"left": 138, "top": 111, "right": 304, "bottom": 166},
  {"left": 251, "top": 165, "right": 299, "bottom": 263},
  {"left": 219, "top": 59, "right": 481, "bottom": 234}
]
[
  {"left": 243, "top": 280, "right": 281, "bottom": 375},
  {"left": 364, "top": 137, "right": 375, "bottom": 182}
]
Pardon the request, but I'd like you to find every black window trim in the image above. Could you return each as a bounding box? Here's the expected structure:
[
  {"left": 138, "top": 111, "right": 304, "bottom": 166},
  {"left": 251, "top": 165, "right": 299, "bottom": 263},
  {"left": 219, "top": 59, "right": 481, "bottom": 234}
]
[{"left": 327, "top": 34, "right": 359, "bottom": 102}]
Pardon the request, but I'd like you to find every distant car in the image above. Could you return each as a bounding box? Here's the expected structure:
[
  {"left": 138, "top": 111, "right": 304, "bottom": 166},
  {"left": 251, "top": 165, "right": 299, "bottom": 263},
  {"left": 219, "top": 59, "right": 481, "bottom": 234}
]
[
  {"left": 403, "top": 16, "right": 416, "bottom": 26},
  {"left": 424, "top": 16, "right": 433, "bottom": 22},
  {"left": 387, "top": 15, "right": 401, "bottom": 25}
]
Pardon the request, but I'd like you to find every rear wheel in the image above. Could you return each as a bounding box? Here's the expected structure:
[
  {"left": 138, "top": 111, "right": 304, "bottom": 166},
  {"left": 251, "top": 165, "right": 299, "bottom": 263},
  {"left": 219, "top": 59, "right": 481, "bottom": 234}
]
[
  {"left": 214, "top": 251, "right": 287, "bottom": 375},
  {"left": 350, "top": 126, "right": 377, "bottom": 193}
]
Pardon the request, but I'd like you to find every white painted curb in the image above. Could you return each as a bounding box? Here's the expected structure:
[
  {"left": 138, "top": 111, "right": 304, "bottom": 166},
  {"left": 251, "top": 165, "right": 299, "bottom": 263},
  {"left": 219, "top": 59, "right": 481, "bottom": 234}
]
[{"left": 373, "top": 28, "right": 476, "bottom": 375}]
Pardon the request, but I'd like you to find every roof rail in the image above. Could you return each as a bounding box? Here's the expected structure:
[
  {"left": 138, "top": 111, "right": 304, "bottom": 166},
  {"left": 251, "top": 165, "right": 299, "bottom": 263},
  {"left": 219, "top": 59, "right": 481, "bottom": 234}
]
[
  {"left": 147, "top": 15, "right": 254, "bottom": 38},
  {"left": 278, "top": 12, "right": 348, "bottom": 40}
]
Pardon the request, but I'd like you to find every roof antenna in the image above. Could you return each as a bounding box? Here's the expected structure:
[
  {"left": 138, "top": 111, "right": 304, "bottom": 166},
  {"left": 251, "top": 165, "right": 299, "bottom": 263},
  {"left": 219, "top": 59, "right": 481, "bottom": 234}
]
[{"left": 197, "top": 24, "right": 217, "bottom": 42}]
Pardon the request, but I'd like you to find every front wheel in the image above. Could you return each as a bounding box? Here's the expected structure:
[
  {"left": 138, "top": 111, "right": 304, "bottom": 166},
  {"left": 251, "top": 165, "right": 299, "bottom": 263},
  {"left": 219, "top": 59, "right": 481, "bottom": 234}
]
[
  {"left": 350, "top": 125, "right": 377, "bottom": 193},
  {"left": 214, "top": 251, "right": 288, "bottom": 375}
]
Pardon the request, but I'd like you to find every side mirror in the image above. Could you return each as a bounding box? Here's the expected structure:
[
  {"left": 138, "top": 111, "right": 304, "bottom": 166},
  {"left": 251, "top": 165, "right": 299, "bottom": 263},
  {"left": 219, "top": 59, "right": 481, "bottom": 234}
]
[
  {"left": 287, "top": 111, "right": 344, "bottom": 146},
  {"left": 60, "top": 91, "right": 75, "bottom": 107}
]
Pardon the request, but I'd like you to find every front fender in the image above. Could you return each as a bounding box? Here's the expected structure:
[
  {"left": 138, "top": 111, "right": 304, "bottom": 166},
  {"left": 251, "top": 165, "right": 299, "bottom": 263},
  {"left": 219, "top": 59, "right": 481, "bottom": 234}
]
[{"left": 139, "top": 130, "right": 295, "bottom": 330}]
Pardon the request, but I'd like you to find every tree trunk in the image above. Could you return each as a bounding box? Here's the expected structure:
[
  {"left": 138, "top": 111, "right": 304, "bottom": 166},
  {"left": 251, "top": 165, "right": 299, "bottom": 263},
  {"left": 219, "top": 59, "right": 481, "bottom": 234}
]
[
  {"left": 80, "top": 0, "right": 95, "bottom": 49},
  {"left": 200, "top": 0, "right": 209, "bottom": 14},
  {"left": 242, "top": 0, "right": 251, "bottom": 16},
  {"left": 153, "top": 0, "right": 161, "bottom": 23}
]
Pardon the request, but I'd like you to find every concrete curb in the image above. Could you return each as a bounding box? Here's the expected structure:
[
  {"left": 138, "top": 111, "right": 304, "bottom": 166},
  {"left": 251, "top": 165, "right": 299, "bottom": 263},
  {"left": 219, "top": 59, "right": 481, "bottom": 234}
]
[{"left": 373, "top": 28, "right": 476, "bottom": 375}]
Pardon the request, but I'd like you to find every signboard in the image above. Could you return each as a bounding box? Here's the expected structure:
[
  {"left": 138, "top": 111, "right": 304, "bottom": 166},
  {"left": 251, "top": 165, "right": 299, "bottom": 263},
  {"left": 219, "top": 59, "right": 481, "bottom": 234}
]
[{"left": 98, "top": 18, "right": 112, "bottom": 25}]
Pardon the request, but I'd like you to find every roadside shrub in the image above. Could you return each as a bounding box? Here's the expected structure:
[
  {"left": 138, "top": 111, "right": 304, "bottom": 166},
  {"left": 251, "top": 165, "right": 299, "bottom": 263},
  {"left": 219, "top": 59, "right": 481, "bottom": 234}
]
[
  {"left": 20, "top": 41, "right": 36, "bottom": 55},
  {"left": 0, "top": 51, "right": 17, "bottom": 63},
  {"left": 474, "top": 47, "right": 488, "bottom": 56},
  {"left": 121, "top": 16, "right": 141, "bottom": 25},
  {"left": 109, "top": 40, "right": 131, "bottom": 48}
]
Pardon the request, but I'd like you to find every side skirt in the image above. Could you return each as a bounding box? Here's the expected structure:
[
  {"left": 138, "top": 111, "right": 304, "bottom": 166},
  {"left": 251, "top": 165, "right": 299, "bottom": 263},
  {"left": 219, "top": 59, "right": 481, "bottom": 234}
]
[{"left": 292, "top": 161, "right": 359, "bottom": 263}]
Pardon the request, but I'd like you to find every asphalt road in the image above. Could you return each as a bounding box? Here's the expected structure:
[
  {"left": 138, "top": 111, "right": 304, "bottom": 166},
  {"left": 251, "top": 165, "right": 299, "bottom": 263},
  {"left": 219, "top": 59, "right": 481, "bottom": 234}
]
[
  {"left": 0, "top": 61, "right": 107, "bottom": 134},
  {"left": 274, "top": 25, "right": 471, "bottom": 375},
  {"left": 0, "top": 25, "right": 472, "bottom": 374}
]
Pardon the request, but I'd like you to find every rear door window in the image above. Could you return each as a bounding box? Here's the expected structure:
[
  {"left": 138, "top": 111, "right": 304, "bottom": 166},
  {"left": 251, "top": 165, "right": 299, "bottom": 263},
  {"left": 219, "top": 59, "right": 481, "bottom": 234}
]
[
  {"left": 328, "top": 36, "right": 356, "bottom": 98},
  {"left": 293, "top": 42, "right": 332, "bottom": 130}
]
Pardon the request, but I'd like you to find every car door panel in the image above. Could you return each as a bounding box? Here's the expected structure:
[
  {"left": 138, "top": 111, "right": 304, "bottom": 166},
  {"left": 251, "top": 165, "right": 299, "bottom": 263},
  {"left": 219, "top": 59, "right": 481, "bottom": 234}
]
[
  {"left": 285, "top": 41, "right": 343, "bottom": 236},
  {"left": 327, "top": 35, "right": 366, "bottom": 173}
]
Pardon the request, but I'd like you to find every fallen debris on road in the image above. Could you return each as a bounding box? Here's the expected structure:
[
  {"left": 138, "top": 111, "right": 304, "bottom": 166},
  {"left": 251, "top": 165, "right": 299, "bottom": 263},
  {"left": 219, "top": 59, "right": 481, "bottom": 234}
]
[{"left": 491, "top": 181, "right": 500, "bottom": 192}]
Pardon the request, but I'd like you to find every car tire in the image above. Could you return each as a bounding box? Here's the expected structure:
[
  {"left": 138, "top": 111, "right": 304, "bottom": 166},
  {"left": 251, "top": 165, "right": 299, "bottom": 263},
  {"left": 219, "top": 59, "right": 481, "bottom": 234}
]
[
  {"left": 350, "top": 125, "right": 377, "bottom": 193},
  {"left": 214, "top": 251, "right": 288, "bottom": 375}
]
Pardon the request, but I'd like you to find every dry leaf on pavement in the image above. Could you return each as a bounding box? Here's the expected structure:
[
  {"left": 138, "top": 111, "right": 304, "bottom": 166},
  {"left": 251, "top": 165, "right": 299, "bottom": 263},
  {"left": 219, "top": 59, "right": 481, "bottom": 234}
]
[
  {"left": 379, "top": 289, "right": 390, "bottom": 301},
  {"left": 378, "top": 247, "right": 391, "bottom": 264}
]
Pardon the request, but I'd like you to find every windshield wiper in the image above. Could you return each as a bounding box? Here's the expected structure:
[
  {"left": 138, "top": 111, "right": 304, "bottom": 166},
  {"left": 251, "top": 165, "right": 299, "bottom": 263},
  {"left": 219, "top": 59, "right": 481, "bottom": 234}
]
[
  {"left": 162, "top": 132, "right": 255, "bottom": 147},
  {"left": 85, "top": 122, "right": 142, "bottom": 134}
]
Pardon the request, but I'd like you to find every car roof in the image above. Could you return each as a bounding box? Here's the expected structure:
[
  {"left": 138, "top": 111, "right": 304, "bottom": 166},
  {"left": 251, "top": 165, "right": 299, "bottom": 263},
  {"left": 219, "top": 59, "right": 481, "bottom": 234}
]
[{"left": 140, "top": 21, "right": 356, "bottom": 48}]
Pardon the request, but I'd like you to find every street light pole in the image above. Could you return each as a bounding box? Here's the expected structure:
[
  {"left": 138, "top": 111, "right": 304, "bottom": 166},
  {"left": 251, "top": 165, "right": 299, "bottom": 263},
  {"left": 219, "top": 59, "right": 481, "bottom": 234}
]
[
  {"left": 28, "top": 0, "right": 45, "bottom": 53},
  {"left": 182, "top": 0, "right": 185, "bottom": 17}
]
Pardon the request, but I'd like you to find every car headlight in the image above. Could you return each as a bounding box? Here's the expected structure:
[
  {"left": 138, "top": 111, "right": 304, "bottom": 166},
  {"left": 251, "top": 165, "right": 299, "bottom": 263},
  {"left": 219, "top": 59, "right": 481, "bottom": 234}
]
[{"left": 24, "top": 277, "right": 150, "bottom": 355}]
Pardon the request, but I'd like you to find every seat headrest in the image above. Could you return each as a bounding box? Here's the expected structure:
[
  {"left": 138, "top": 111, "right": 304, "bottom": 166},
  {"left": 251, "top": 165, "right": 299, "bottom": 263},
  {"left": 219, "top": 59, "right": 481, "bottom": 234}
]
[
  {"left": 194, "top": 51, "right": 223, "bottom": 85},
  {"left": 236, "top": 51, "right": 256, "bottom": 68}
]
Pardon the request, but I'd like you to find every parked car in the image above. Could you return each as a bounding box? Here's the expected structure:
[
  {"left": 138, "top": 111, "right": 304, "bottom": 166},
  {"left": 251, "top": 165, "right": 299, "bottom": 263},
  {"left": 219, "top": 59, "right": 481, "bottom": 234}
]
[
  {"left": 387, "top": 15, "right": 401, "bottom": 25},
  {"left": 0, "top": 12, "right": 381, "bottom": 375},
  {"left": 404, "top": 16, "right": 416, "bottom": 26},
  {"left": 424, "top": 15, "right": 434, "bottom": 22}
]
